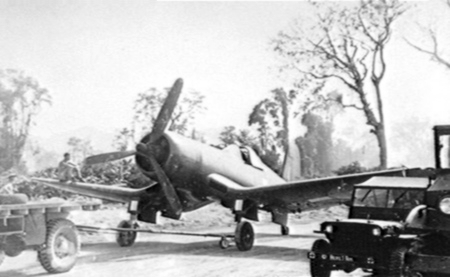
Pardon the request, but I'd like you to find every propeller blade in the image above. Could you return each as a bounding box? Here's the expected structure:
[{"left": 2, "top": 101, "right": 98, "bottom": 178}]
[
  {"left": 84, "top": 150, "right": 136, "bottom": 165},
  {"left": 149, "top": 78, "right": 183, "bottom": 143},
  {"left": 141, "top": 150, "right": 182, "bottom": 219}
]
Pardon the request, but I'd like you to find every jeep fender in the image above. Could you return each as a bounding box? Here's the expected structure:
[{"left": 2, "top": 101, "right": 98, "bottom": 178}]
[{"left": 405, "top": 204, "right": 427, "bottom": 228}]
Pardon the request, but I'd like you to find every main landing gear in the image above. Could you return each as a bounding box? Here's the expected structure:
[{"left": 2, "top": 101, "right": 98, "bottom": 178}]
[
  {"left": 219, "top": 221, "right": 255, "bottom": 251},
  {"left": 78, "top": 220, "right": 255, "bottom": 251}
]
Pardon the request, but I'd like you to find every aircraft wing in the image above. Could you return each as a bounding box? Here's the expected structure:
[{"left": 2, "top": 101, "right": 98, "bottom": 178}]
[
  {"left": 32, "top": 178, "right": 155, "bottom": 203},
  {"left": 209, "top": 168, "right": 408, "bottom": 212}
]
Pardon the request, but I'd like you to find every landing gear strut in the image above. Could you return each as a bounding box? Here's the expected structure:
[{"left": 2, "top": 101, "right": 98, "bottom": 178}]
[{"left": 281, "top": 225, "right": 290, "bottom": 236}]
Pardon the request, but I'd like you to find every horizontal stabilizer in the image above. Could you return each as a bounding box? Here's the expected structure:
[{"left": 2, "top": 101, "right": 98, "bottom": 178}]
[{"left": 32, "top": 178, "right": 154, "bottom": 203}]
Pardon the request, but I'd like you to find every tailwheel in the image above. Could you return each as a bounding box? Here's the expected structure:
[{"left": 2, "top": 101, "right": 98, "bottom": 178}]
[
  {"left": 219, "top": 237, "right": 231, "bottom": 249},
  {"left": 235, "top": 221, "right": 254, "bottom": 251},
  {"left": 38, "top": 219, "right": 80, "bottom": 273},
  {"left": 0, "top": 250, "right": 4, "bottom": 267},
  {"left": 116, "top": 220, "right": 139, "bottom": 247},
  {"left": 281, "top": 225, "right": 290, "bottom": 236},
  {"left": 310, "top": 239, "right": 331, "bottom": 277}
]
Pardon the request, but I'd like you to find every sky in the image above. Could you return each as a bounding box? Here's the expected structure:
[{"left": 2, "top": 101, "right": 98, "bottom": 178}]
[
  {"left": 0, "top": 0, "right": 449, "bottom": 168},
  {"left": 0, "top": 1, "right": 302, "bottom": 136}
]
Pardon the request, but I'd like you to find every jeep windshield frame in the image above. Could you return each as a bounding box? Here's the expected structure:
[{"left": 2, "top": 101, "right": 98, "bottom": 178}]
[
  {"left": 434, "top": 125, "right": 450, "bottom": 169},
  {"left": 349, "top": 177, "right": 429, "bottom": 221}
]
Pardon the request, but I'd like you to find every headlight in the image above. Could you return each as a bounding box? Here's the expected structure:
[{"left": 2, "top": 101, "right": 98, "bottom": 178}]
[
  {"left": 439, "top": 197, "right": 450, "bottom": 214},
  {"left": 324, "top": 224, "right": 334, "bottom": 234},
  {"left": 372, "top": 227, "right": 382, "bottom": 236}
]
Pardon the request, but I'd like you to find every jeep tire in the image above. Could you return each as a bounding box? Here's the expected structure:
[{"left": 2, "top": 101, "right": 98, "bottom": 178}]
[
  {"left": 388, "top": 246, "right": 408, "bottom": 277},
  {"left": 310, "top": 239, "right": 331, "bottom": 277}
]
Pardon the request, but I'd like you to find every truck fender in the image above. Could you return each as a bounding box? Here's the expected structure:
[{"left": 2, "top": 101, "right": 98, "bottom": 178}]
[{"left": 405, "top": 204, "right": 427, "bottom": 228}]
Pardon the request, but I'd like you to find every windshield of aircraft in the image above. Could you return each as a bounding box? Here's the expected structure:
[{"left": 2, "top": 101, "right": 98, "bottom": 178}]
[{"left": 353, "top": 188, "right": 424, "bottom": 209}]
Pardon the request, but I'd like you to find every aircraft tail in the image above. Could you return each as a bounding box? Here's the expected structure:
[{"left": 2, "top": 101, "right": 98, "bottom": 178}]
[{"left": 32, "top": 178, "right": 152, "bottom": 203}]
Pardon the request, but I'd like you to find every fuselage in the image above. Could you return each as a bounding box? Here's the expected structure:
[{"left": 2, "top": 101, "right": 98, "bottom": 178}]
[{"left": 135, "top": 131, "right": 285, "bottom": 211}]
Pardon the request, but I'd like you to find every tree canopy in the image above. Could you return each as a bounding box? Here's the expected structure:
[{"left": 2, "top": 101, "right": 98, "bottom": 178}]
[
  {"left": 273, "top": 0, "right": 407, "bottom": 168},
  {"left": 0, "top": 69, "right": 51, "bottom": 172}
]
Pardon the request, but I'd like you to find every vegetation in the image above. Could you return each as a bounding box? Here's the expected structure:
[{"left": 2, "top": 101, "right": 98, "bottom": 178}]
[
  {"left": 0, "top": 69, "right": 51, "bottom": 172},
  {"left": 272, "top": 0, "right": 407, "bottom": 169},
  {"left": 406, "top": 0, "right": 450, "bottom": 72},
  {"left": 114, "top": 87, "right": 206, "bottom": 151}
]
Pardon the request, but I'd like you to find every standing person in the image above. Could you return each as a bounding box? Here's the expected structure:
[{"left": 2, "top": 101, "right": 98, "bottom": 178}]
[
  {"left": 0, "top": 174, "right": 16, "bottom": 194},
  {"left": 58, "top": 153, "right": 85, "bottom": 182}
]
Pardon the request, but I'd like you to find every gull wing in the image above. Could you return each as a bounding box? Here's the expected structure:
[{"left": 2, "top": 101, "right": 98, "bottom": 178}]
[
  {"left": 32, "top": 177, "right": 155, "bottom": 203},
  {"left": 209, "top": 168, "right": 407, "bottom": 211}
]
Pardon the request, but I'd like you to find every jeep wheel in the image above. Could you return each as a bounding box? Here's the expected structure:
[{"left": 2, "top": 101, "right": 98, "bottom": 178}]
[
  {"left": 310, "top": 239, "right": 331, "bottom": 277},
  {"left": 388, "top": 246, "right": 408, "bottom": 277}
]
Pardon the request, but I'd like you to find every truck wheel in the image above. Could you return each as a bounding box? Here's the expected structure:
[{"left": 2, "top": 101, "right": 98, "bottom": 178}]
[
  {"left": 116, "top": 220, "right": 138, "bottom": 247},
  {"left": 310, "top": 239, "right": 331, "bottom": 277},
  {"left": 388, "top": 246, "right": 408, "bottom": 277},
  {"left": 38, "top": 219, "right": 80, "bottom": 273},
  {"left": 235, "top": 221, "right": 254, "bottom": 251}
]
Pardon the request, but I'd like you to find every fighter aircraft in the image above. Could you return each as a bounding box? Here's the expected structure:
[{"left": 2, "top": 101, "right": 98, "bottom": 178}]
[{"left": 33, "top": 78, "right": 407, "bottom": 251}]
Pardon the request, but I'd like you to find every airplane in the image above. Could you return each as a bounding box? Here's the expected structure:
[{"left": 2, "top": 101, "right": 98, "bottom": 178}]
[{"left": 33, "top": 78, "right": 408, "bottom": 251}]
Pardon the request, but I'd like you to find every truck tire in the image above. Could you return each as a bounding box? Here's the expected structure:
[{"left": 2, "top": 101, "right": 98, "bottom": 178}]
[
  {"left": 0, "top": 194, "right": 28, "bottom": 205},
  {"left": 38, "top": 219, "right": 80, "bottom": 273},
  {"left": 388, "top": 246, "right": 408, "bottom": 277},
  {"left": 310, "top": 239, "right": 331, "bottom": 277}
]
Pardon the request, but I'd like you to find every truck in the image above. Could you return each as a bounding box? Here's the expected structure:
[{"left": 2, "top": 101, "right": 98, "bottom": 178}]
[
  {"left": 0, "top": 194, "right": 100, "bottom": 274},
  {"left": 308, "top": 125, "right": 450, "bottom": 277}
]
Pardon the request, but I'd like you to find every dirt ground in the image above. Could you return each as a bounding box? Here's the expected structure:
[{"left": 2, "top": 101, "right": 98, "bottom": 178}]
[{"left": 0, "top": 202, "right": 366, "bottom": 277}]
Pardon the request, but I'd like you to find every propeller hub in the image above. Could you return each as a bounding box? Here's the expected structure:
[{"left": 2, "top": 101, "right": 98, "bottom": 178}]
[{"left": 136, "top": 143, "right": 148, "bottom": 153}]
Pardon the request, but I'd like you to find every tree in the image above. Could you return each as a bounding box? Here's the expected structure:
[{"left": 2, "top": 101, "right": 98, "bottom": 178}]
[
  {"left": 133, "top": 88, "right": 205, "bottom": 138},
  {"left": 67, "top": 137, "right": 93, "bottom": 162},
  {"left": 273, "top": 0, "right": 406, "bottom": 168},
  {"left": 0, "top": 69, "right": 51, "bottom": 172},
  {"left": 297, "top": 112, "right": 334, "bottom": 178},
  {"left": 114, "top": 87, "right": 206, "bottom": 150},
  {"left": 218, "top": 125, "right": 281, "bottom": 173},
  {"left": 405, "top": 1, "right": 450, "bottom": 71},
  {"left": 249, "top": 88, "right": 297, "bottom": 174}
]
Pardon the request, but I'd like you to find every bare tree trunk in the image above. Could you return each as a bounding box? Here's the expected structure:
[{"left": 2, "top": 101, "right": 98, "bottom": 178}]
[{"left": 376, "top": 125, "right": 388, "bottom": 169}]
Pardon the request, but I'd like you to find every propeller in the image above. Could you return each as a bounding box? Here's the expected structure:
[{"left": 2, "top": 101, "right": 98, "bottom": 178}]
[
  {"left": 83, "top": 78, "right": 184, "bottom": 219},
  {"left": 84, "top": 78, "right": 183, "bottom": 166},
  {"left": 84, "top": 150, "right": 136, "bottom": 165}
]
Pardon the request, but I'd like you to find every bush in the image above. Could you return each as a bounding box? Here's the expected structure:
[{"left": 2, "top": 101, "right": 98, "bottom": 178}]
[{"left": 334, "top": 161, "right": 367, "bottom": 176}]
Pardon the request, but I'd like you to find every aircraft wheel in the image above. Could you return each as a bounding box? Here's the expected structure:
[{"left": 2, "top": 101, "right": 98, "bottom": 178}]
[
  {"left": 0, "top": 250, "right": 4, "bottom": 266},
  {"left": 38, "top": 219, "right": 80, "bottom": 273},
  {"left": 219, "top": 237, "right": 231, "bottom": 249},
  {"left": 116, "top": 220, "right": 138, "bottom": 247},
  {"left": 235, "top": 221, "right": 254, "bottom": 251},
  {"left": 310, "top": 239, "right": 331, "bottom": 277},
  {"left": 281, "top": 225, "right": 290, "bottom": 236}
]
